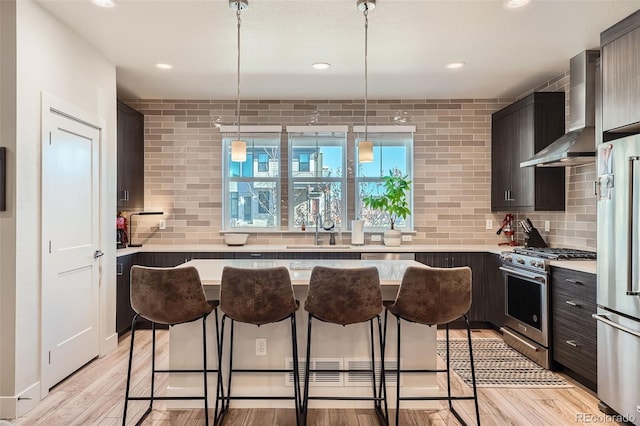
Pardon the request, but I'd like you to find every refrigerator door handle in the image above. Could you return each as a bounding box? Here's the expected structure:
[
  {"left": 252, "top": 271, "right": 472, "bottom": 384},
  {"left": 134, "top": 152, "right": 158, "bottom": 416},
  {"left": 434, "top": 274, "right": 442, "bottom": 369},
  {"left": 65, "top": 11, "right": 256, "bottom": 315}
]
[
  {"left": 628, "top": 156, "right": 640, "bottom": 296},
  {"left": 593, "top": 313, "right": 640, "bottom": 338}
]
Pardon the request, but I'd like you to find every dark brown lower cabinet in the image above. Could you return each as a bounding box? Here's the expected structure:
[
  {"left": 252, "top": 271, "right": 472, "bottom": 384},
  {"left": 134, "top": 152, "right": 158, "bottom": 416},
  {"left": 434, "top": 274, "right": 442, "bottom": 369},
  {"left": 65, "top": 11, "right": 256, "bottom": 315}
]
[
  {"left": 416, "top": 252, "right": 490, "bottom": 324},
  {"left": 116, "top": 254, "right": 137, "bottom": 336},
  {"left": 486, "top": 254, "right": 505, "bottom": 328},
  {"left": 551, "top": 267, "right": 597, "bottom": 390}
]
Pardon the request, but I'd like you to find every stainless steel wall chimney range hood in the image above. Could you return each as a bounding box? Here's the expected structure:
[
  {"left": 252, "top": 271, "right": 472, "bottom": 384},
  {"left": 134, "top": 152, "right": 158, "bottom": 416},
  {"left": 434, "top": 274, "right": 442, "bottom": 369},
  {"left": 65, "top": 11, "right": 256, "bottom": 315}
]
[{"left": 521, "top": 50, "right": 599, "bottom": 168}]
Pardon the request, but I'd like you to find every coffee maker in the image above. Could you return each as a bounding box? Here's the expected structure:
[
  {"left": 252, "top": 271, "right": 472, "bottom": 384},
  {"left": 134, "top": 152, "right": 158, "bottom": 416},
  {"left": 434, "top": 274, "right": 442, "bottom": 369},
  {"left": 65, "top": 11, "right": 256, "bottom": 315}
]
[
  {"left": 497, "top": 213, "right": 516, "bottom": 246},
  {"left": 117, "top": 213, "right": 128, "bottom": 248}
]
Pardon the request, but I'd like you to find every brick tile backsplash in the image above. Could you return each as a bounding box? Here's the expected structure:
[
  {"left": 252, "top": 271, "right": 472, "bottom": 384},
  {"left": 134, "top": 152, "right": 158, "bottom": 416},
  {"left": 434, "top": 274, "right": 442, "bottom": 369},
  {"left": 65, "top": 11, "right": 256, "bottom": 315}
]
[{"left": 124, "top": 70, "right": 596, "bottom": 250}]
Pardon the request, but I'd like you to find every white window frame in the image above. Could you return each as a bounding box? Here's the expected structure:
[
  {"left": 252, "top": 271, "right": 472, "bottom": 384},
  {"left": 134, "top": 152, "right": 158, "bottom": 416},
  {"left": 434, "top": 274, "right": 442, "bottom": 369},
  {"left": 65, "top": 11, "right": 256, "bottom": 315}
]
[
  {"left": 286, "top": 126, "right": 348, "bottom": 231},
  {"left": 354, "top": 125, "right": 415, "bottom": 231},
  {"left": 221, "top": 125, "right": 282, "bottom": 231}
]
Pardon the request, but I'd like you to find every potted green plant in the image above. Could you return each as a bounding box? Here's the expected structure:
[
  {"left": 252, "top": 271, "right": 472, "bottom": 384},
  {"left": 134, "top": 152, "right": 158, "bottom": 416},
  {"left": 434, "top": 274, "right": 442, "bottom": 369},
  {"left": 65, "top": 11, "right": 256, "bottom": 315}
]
[{"left": 362, "top": 170, "right": 411, "bottom": 247}]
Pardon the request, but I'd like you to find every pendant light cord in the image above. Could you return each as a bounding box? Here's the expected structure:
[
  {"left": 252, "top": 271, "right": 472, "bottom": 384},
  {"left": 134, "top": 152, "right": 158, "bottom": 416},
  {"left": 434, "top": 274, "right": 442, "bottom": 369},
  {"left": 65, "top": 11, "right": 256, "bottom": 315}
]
[
  {"left": 236, "top": 7, "right": 242, "bottom": 142},
  {"left": 364, "top": 6, "right": 369, "bottom": 142}
]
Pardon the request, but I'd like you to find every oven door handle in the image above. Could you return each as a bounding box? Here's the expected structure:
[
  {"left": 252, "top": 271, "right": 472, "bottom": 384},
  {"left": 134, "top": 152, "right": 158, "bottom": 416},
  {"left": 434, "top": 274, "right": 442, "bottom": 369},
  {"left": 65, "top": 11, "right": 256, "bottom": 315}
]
[
  {"left": 500, "top": 327, "right": 539, "bottom": 351},
  {"left": 499, "top": 266, "right": 547, "bottom": 283}
]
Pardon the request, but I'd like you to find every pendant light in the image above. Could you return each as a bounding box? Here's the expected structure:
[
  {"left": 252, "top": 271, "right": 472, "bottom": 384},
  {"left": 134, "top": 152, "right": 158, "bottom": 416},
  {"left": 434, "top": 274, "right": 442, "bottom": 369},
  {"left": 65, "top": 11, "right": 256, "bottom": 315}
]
[
  {"left": 230, "top": 0, "right": 248, "bottom": 162},
  {"left": 357, "top": 0, "right": 376, "bottom": 163}
]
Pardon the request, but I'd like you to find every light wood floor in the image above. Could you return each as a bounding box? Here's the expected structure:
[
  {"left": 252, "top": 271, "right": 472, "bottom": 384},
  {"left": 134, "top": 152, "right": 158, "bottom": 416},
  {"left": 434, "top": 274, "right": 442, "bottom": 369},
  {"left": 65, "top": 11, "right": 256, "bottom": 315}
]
[{"left": 10, "top": 329, "right": 622, "bottom": 426}]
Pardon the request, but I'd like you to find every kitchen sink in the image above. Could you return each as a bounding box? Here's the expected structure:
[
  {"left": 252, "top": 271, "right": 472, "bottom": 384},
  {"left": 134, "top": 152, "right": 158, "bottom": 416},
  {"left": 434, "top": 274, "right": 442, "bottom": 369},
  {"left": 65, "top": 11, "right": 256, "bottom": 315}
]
[{"left": 285, "top": 245, "right": 352, "bottom": 250}]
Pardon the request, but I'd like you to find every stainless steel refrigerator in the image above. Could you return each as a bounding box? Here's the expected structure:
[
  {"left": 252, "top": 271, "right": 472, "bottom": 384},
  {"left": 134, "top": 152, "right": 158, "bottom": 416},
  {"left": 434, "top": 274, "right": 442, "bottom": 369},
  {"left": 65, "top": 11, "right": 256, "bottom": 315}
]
[{"left": 595, "top": 135, "right": 640, "bottom": 425}]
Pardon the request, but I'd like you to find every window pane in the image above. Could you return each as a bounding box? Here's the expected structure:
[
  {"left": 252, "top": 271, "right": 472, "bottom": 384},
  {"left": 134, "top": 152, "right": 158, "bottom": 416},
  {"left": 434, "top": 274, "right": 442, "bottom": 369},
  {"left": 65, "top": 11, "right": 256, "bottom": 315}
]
[
  {"left": 223, "top": 132, "right": 280, "bottom": 230},
  {"left": 291, "top": 182, "right": 343, "bottom": 229},
  {"left": 258, "top": 153, "right": 269, "bottom": 172},
  {"left": 288, "top": 129, "right": 347, "bottom": 231},
  {"left": 356, "top": 134, "right": 409, "bottom": 177},
  {"left": 227, "top": 181, "right": 278, "bottom": 228},
  {"left": 358, "top": 182, "right": 409, "bottom": 229},
  {"left": 225, "top": 135, "right": 280, "bottom": 178},
  {"left": 355, "top": 131, "right": 413, "bottom": 230},
  {"left": 290, "top": 134, "right": 344, "bottom": 178}
]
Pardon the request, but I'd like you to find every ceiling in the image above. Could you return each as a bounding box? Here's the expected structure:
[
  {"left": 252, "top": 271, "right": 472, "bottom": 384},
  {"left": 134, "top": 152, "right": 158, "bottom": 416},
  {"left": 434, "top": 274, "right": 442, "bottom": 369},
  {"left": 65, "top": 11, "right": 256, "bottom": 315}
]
[{"left": 35, "top": 0, "right": 640, "bottom": 100}]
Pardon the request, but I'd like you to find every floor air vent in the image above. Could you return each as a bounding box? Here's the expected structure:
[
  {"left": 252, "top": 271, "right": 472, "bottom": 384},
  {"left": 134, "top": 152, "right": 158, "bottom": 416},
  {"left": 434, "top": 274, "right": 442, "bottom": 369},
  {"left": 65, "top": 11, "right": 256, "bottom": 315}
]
[
  {"left": 344, "top": 358, "right": 399, "bottom": 387},
  {"left": 285, "top": 358, "right": 343, "bottom": 387},
  {"left": 285, "top": 358, "right": 400, "bottom": 387}
]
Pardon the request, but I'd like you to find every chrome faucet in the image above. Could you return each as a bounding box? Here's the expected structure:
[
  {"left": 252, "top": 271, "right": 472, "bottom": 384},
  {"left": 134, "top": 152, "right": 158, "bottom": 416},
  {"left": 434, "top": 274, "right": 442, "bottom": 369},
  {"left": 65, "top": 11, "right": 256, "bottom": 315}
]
[{"left": 315, "top": 213, "right": 323, "bottom": 245}]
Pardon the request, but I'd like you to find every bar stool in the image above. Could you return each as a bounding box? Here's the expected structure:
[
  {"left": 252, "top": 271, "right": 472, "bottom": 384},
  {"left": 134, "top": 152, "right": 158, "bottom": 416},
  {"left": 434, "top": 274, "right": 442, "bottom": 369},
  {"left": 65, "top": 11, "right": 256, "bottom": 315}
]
[
  {"left": 302, "top": 266, "right": 388, "bottom": 425},
  {"left": 123, "top": 265, "right": 219, "bottom": 426},
  {"left": 384, "top": 266, "right": 480, "bottom": 426},
  {"left": 216, "top": 266, "right": 301, "bottom": 425}
]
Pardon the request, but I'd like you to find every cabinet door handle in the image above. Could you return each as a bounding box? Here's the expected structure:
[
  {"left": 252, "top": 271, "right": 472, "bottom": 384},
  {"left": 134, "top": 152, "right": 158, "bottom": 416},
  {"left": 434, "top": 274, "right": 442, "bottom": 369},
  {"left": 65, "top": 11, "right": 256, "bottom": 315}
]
[
  {"left": 119, "top": 190, "right": 127, "bottom": 201},
  {"left": 250, "top": 253, "right": 262, "bottom": 258},
  {"left": 116, "top": 263, "right": 123, "bottom": 276},
  {"left": 565, "top": 340, "right": 579, "bottom": 348},
  {"left": 504, "top": 190, "right": 508, "bottom": 201},
  {"left": 565, "top": 300, "right": 581, "bottom": 307},
  {"left": 125, "top": 190, "right": 129, "bottom": 201},
  {"left": 565, "top": 278, "right": 583, "bottom": 285}
]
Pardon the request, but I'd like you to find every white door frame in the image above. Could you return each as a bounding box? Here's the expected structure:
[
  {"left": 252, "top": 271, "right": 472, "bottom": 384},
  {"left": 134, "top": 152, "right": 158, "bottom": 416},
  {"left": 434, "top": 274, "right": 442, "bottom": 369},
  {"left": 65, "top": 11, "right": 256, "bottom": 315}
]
[{"left": 40, "top": 92, "right": 104, "bottom": 399}]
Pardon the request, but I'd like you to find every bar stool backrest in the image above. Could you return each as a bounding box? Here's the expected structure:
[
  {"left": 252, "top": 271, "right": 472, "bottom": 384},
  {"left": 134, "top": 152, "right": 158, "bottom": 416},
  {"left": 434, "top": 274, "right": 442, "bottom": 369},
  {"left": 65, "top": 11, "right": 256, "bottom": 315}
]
[
  {"left": 220, "top": 266, "right": 298, "bottom": 325},
  {"left": 130, "top": 265, "right": 213, "bottom": 325},
  {"left": 305, "top": 266, "right": 382, "bottom": 325},
  {"left": 389, "top": 266, "right": 471, "bottom": 325}
]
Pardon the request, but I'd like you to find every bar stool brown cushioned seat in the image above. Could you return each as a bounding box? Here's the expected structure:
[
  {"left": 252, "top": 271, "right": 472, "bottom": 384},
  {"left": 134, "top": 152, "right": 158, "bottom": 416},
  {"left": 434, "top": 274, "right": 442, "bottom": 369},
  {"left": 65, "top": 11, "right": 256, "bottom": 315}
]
[
  {"left": 216, "top": 266, "right": 301, "bottom": 425},
  {"left": 303, "top": 266, "right": 388, "bottom": 425},
  {"left": 123, "top": 265, "right": 219, "bottom": 426},
  {"left": 384, "top": 266, "right": 480, "bottom": 426}
]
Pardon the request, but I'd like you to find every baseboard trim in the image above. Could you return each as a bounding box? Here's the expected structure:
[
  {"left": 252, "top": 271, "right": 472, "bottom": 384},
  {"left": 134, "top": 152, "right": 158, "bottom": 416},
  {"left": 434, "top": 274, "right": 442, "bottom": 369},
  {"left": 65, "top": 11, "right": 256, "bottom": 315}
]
[{"left": 102, "top": 332, "right": 118, "bottom": 357}]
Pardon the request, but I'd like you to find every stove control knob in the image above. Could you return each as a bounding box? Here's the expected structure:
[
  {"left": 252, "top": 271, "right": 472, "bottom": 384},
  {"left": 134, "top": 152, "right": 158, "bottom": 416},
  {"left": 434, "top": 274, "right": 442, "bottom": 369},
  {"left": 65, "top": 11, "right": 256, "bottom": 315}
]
[
  {"left": 503, "top": 255, "right": 512, "bottom": 262},
  {"left": 516, "top": 257, "right": 525, "bottom": 264},
  {"left": 529, "top": 260, "right": 537, "bottom": 266}
]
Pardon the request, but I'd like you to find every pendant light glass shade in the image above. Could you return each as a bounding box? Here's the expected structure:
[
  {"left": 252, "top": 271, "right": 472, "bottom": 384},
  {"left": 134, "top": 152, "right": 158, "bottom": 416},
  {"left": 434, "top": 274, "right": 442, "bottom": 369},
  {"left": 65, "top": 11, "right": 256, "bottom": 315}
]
[
  {"left": 358, "top": 0, "right": 376, "bottom": 163},
  {"left": 230, "top": 0, "right": 247, "bottom": 163},
  {"left": 358, "top": 140, "right": 373, "bottom": 163},
  {"left": 231, "top": 140, "right": 246, "bottom": 162}
]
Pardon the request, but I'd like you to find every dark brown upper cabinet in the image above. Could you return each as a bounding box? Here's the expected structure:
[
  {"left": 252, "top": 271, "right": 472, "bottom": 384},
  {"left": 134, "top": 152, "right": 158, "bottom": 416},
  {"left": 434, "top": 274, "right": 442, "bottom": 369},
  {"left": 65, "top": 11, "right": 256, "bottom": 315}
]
[
  {"left": 601, "top": 9, "right": 640, "bottom": 137},
  {"left": 491, "top": 92, "right": 566, "bottom": 212},
  {"left": 117, "top": 101, "right": 144, "bottom": 209}
]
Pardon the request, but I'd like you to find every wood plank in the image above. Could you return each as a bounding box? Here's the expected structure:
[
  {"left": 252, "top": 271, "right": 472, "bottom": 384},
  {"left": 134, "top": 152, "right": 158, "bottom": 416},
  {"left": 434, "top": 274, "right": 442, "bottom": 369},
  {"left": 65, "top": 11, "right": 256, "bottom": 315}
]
[{"left": 7, "top": 329, "right": 620, "bottom": 426}]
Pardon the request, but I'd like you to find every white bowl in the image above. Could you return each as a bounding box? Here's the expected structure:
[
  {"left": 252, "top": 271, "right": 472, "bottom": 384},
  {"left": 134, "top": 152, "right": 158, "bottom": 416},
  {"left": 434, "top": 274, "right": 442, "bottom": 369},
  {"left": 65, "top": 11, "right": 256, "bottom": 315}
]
[{"left": 224, "top": 233, "right": 249, "bottom": 246}]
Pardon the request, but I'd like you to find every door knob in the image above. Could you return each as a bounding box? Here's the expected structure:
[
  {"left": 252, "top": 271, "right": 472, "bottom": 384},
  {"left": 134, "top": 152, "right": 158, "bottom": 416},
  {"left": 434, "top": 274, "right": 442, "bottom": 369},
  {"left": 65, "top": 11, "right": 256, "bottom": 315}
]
[{"left": 94, "top": 250, "right": 104, "bottom": 259}]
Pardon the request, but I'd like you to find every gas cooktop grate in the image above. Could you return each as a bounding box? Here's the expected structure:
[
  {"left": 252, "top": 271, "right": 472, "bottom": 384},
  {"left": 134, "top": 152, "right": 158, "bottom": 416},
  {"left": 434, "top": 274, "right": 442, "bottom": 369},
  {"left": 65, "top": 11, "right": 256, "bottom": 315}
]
[{"left": 513, "top": 248, "right": 596, "bottom": 260}]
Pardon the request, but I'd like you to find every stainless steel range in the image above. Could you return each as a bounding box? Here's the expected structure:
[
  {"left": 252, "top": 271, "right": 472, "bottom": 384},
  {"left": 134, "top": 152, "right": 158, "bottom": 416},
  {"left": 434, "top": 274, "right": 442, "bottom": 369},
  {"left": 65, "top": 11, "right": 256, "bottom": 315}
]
[{"left": 499, "top": 248, "right": 596, "bottom": 368}]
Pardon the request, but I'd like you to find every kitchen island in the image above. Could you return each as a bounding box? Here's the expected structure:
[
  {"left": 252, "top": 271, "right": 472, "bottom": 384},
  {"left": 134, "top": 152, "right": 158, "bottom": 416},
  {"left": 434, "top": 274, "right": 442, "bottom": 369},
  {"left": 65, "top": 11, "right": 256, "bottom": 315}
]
[{"left": 166, "top": 259, "right": 440, "bottom": 409}]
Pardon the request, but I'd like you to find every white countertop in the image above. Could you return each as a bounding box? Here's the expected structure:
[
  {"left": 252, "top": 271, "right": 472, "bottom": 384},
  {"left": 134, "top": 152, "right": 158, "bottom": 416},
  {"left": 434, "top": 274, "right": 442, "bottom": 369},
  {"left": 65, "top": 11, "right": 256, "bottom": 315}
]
[
  {"left": 183, "top": 258, "right": 425, "bottom": 285},
  {"left": 116, "top": 243, "right": 509, "bottom": 257},
  {"left": 549, "top": 260, "right": 597, "bottom": 275},
  {"left": 117, "top": 244, "right": 596, "bottom": 275}
]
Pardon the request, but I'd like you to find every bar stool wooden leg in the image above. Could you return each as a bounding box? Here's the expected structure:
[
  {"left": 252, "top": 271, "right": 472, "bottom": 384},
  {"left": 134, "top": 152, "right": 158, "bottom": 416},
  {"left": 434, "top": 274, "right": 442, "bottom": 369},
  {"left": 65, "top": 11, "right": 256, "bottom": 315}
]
[
  {"left": 465, "top": 315, "right": 481, "bottom": 425},
  {"left": 290, "top": 313, "right": 302, "bottom": 425},
  {"left": 122, "top": 314, "right": 139, "bottom": 426},
  {"left": 302, "top": 314, "right": 313, "bottom": 425},
  {"left": 202, "top": 316, "right": 209, "bottom": 426},
  {"left": 395, "top": 315, "right": 401, "bottom": 426},
  {"left": 377, "top": 315, "right": 389, "bottom": 423}
]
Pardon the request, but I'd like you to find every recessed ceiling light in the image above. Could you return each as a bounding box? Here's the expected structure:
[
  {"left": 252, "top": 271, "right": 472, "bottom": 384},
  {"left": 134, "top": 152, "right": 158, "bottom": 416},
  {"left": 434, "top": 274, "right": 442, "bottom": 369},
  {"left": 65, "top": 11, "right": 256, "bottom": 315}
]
[
  {"left": 503, "top": 0, "right": 530, "bottom": 9},
  {"left": 312, "top": 62, "right": 331, "bottom": 70},
  {"left": 155, "top": 63, "right": 173, "bottom": 70},
  {"left": 446, "top": 62, "right": 466, "bottom": 69},
  {"left": 92, "top": 0, "right": 117, "bottom": 8}
]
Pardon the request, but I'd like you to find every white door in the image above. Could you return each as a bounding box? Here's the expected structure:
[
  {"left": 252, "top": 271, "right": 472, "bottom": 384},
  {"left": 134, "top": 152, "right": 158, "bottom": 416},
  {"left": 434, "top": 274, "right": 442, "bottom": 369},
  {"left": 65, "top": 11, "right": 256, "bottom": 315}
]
[{"left": 41, "top": 106, "right": 101, "bottom": 393}]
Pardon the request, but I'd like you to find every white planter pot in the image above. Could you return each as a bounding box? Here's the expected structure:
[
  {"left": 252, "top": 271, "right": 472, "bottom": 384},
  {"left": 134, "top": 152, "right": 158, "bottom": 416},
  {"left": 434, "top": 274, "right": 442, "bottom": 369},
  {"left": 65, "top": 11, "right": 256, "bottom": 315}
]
[{"left": 384, "top": 229, "right": 402, "bottom": 247}]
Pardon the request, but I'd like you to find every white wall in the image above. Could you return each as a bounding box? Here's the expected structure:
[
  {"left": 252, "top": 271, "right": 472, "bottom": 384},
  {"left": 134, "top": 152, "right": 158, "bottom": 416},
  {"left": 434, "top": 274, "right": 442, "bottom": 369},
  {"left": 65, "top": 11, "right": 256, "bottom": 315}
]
[
  {"left": 0, "top": 0, "right": 18, "bottom": 409},
  {"left": 0, "top": 0, "right": 117, "bottom": 418}
]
